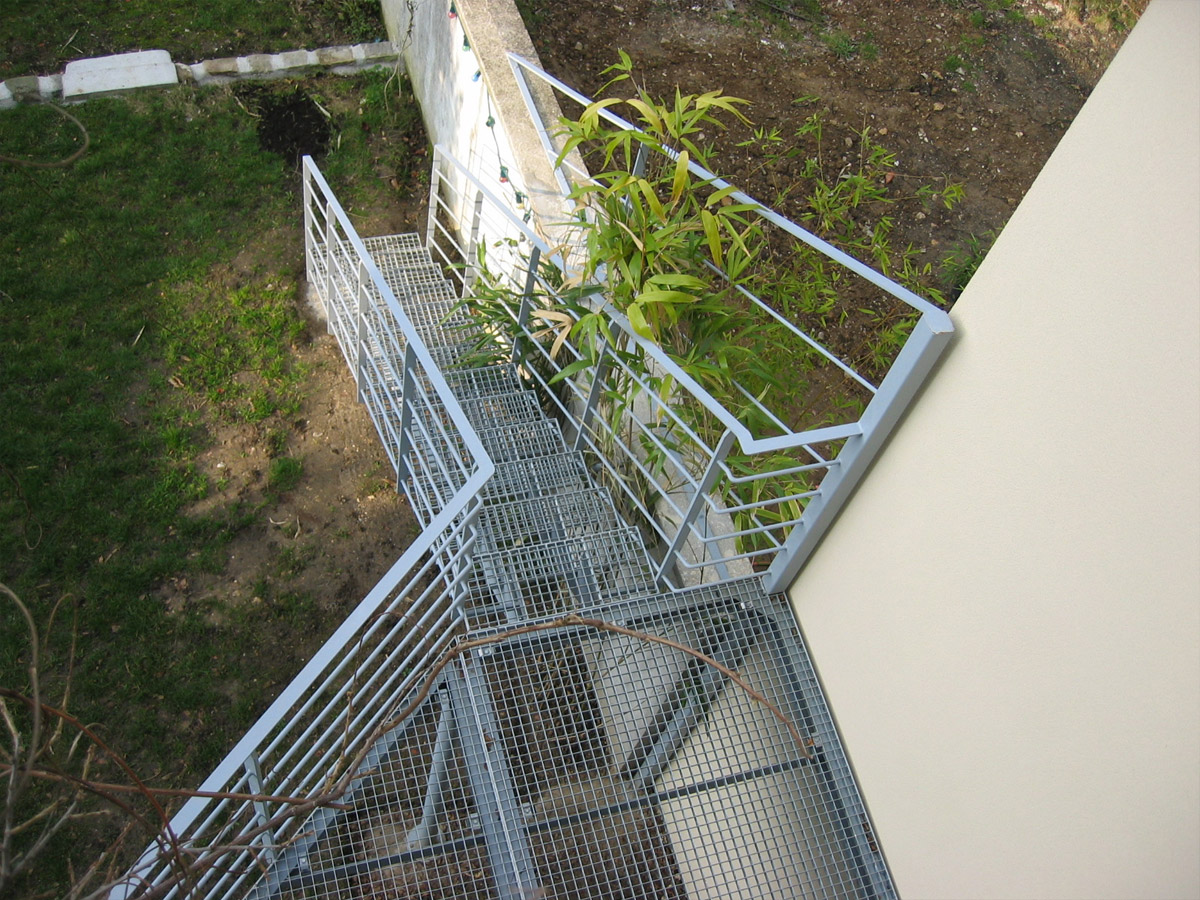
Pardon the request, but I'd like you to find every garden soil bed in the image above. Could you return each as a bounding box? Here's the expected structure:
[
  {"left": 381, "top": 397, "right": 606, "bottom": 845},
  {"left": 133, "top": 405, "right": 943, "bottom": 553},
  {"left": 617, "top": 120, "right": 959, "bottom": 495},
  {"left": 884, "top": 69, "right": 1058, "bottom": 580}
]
[{"left": 519, "top": 0, "right": 1140, "bottom": 302}]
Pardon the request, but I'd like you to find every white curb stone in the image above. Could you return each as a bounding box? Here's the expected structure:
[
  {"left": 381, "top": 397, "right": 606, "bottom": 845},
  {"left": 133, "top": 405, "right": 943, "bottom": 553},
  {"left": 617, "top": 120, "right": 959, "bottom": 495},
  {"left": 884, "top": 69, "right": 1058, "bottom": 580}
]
[
  {"left": 62, "top": 50, "right": 178, "bottom": 99},
  {"left": 3, "top": 43, "right": 401, "bottom": 105},
  {"left": 39, "top": 75, "right": 63, "bottom": 100}
]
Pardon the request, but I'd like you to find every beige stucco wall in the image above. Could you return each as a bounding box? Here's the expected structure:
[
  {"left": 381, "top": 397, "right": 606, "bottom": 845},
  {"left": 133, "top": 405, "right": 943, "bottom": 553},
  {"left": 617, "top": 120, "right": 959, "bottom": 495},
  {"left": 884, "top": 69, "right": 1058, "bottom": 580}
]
[{"left": 787, "top": 2, "right": 1200, "bottom": 897}]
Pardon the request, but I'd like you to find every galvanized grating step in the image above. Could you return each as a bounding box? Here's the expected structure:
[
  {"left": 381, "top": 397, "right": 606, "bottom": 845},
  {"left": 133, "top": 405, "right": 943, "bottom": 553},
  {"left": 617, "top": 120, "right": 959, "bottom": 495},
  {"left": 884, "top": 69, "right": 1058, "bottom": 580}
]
[
  {"left": 483, "top": 452, "right": 593, "bottom": 502},
  {"left": 462, "top": 525, "right": 657, "bottom": 626},
  {"left": 460, "top": 418, "right": 562, "bottom": 464},
  {"left": 457, "top": 391, "right": 546, "bottom": 430},
  {"left": 363, "top": 232, "right": 428, "bottom": 268},
  {"left": 435, "top": 364, "right": 524, "bottom": 400},
  {"left": 474, "top": 487, "right": 622, "bottom": 553}
]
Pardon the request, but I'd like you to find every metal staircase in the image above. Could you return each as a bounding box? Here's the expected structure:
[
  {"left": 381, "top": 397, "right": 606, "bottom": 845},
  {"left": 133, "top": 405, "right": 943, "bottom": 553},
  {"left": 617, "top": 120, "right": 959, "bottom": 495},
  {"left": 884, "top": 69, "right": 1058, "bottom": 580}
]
[
  {"left": 279, "top": 200, "right": 896, "bottom": 897},
  {"left": 110, "top": 150, "right": 923, "bottom": 899}
]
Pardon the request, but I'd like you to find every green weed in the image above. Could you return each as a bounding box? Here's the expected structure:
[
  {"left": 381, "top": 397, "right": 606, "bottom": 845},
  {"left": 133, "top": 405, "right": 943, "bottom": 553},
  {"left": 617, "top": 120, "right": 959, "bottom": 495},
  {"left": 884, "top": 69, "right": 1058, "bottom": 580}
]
[
  {"left": 268, "top": 456, "right": 304, "bottom": 494},
  {"left": 940, "top": 230, "right": 995, "bottom": 299},
  {"left": 0, "top": 82, "right": 370, "bottom": 895}
]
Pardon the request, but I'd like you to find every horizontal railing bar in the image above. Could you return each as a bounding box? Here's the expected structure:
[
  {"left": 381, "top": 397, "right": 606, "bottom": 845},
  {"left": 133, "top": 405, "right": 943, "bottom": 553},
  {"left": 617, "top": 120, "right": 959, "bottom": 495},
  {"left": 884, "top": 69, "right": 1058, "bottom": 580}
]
[
  {"left": 711, "top": 491, "right": 820, "bottom": 516},
  {"left": 720, "top": 269, "right": 879, "bottom": 394},
  {"left": 509, "top": 52, "right": 954, "bottom": 326},
  {"left": 718, "top": 459, "right": 833, "bottom": 485}
]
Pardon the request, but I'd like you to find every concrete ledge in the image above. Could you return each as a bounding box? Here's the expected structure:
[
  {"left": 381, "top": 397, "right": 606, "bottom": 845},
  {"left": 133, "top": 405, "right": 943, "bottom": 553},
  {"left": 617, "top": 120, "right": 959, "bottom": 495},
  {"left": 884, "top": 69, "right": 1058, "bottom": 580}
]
[
  {"left": 185, "top": 42, "right": 399, "bottom": 86},
  {"left": 2, "top": 42, "right": 403, "bottom": 106},
  {"left": 62, "top": 50, "right": 178, "bottom": 99}
]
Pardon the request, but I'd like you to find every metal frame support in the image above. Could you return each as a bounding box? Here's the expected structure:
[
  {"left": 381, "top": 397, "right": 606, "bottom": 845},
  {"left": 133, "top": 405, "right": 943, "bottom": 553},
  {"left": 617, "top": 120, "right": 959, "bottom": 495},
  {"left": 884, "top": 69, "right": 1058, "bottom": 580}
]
[
  {"left": 572, "top": 339, "right": 612, "bottom": 453},
  {"left": 243, "top": 753, "right": 278, "bottom": 868},
  {"left": 655, "top": 429, "right": 737, "bottom": 587},
  {"left": 406, "top": 691, "right": 455, "bottom": 849},
  {"left": 397, "top": 342, "right": 417, "bottom": 492},
  {"left": 761, "top": 314, "right": 953, "bottom": 593},
  {"left": 446, "top": 652, "right": 541, "bottom": 899}
]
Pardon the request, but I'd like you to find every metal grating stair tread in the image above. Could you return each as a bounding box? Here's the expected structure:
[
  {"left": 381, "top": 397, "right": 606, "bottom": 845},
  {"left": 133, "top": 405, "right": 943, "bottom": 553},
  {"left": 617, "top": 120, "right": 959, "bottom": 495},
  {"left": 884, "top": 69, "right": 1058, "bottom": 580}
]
[{"left": 227, "top": 187, "right": 901, "bottom": 900}]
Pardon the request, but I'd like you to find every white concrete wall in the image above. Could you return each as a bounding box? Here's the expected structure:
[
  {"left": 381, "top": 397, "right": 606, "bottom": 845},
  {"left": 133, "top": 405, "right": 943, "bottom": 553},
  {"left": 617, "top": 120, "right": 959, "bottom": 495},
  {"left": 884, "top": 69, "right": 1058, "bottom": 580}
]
[
  {"left": 381, "top": 0, "right": 564, "bottom": 240},
  {"left": 787, "top": 2, "right": 1200, "bottom": 897}
]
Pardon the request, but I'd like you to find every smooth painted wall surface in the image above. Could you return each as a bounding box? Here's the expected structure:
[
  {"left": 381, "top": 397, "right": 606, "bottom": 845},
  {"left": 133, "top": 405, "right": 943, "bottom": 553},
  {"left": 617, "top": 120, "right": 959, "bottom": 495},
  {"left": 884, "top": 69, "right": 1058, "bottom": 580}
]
[{"left": 787, "top": 2, "right": 1200, "bottom": 897}]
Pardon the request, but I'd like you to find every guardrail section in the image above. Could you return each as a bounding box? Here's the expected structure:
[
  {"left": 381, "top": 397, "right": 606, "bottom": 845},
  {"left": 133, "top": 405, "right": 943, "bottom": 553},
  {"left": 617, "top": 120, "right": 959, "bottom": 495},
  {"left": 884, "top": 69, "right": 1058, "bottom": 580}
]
[
  {"left": 112, "top": 159, "right": 495, "bottom": 900},
  {"left": 428, "top": 87, "right": 954, "bottom": 593}
]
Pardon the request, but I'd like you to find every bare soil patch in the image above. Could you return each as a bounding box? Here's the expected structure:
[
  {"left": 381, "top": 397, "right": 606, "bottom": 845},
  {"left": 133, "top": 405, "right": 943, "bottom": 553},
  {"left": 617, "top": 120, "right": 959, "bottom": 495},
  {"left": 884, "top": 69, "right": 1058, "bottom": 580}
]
[
  {"left": 156, "top": 76, "right": 430, "bottom": 724},
  {"left": 519, "top": 0, "right": 1141, "bottom": 301}
]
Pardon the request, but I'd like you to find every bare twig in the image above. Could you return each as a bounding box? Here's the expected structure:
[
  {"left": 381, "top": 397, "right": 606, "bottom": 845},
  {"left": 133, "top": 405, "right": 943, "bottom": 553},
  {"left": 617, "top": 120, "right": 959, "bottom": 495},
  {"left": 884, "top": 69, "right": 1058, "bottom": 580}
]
[{"left": 0, "top": 100, "right": 91, "bottom": 169}]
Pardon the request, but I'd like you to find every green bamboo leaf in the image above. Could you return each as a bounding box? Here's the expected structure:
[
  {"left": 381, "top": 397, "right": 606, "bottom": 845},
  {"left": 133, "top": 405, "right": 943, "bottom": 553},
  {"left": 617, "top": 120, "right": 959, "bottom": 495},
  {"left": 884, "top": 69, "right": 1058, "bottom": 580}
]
[
  {"left": 549, "top": 357, "right": 597, "bottom": 383},
  {"left": 671, "top": 150, "right": 690, "bottom": 206},
  {"left": 636, "top": 178, "right": 665, "bottom": 222},
  {"left": 627, "top": 302, "right": 654, "bottom": 340},
  {"left": 646, "top": 273, "right": 707, "bottom": 290},
  {"left": 701, "top": 209, "right": 723, "bottom": 267},
  {"left": 578, "top": 96, "right": 624, "bottom": 135},
  {"left": 705, "top": 185, "right": 739, "bottom": 207},
  {"left": 636, "top": 289, "right": 697, "bottom": 305}
]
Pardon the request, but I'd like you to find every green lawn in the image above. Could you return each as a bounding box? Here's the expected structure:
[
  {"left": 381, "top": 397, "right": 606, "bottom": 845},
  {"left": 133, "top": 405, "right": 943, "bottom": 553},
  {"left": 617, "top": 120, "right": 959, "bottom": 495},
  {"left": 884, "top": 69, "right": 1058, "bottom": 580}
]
[
  {"left": 0, "top": 66, "right": 423, "bottom": 896},
  {"left": 0, "top": 0, "right": 384, "bottom": 80}
]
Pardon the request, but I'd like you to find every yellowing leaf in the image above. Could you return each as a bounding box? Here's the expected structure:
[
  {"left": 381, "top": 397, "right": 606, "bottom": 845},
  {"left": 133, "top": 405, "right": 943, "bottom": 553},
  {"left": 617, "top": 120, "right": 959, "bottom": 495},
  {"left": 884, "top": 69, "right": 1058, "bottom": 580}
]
[
  {"left": 671, "top": 150, "right": 690, "bottom": 206},
  {"left": 627, "top": 302, "right": 653, "bottom": 340},
  {"left": 624, "top": 97, "right": 664, "bottom": 134},
  {"left": 701, "top": 209, "right": 723, "bottom": 267}
]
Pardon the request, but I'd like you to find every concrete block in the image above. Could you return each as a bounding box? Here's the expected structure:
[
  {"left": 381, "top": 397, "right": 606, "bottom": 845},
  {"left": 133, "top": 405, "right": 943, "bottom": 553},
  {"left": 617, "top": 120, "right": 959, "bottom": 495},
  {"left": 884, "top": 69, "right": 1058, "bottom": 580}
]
[
  {"left": 316, "top": 45, "right": 357, "bottom": 66},
  {"left": 359, "top": 41, "right": 398, "bottom": 61},
  {"left": 62, "top": 50, "right": 178, "bottom": 98},
  {"left": 5, "top": 76, "right": 41, "bottom": 102},
  {"left": 205, "top": 57, "right": 240, "bottom": 76},
  {"left": 278, "top": 50, "right": 314, "bottom": 70},
  {"left": 39, "top": 75, "right": 62, "bottom": 99},
  {"left": 245, "top": 54, "right": 274, "bottom": 75},
  {"left": 0, "top": 82, "right": 14, "bottom": 110},
  {"left": 174, "top": 63, "right": 195, "bottom": 84}
]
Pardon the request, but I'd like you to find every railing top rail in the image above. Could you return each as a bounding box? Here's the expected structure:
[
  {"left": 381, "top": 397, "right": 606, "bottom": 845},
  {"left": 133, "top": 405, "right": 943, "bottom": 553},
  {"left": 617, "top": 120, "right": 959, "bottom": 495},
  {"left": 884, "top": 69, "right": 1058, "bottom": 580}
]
[
  {"left": 434, "top": 146, "right": 862, "bottom": 455},
  {"left": 303, "top": 155, "right": 496, "bottom": 481},
  {"left": 507, "top": 52, "right": 954, "bottom": 331}
]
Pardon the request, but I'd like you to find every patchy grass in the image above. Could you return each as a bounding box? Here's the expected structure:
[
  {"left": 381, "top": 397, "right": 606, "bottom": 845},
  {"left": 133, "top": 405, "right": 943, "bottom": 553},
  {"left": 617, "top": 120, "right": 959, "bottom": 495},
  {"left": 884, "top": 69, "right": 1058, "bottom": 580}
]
[
  {"left": 0, "top": 70, "right": 425, "bottom": 896},
  {"left": 0, "top": 0, "right": 386, "bottom": 80}
]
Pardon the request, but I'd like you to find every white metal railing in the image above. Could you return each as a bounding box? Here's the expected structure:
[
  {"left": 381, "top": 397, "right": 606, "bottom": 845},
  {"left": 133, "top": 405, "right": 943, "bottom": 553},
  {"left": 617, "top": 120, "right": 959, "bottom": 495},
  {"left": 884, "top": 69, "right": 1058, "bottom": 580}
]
[
  {"left": 111, "top": 159, "right": 495, "bottom": 899},
  {"left": 431, "top": 57, "right": 955, "bottom": 593}
]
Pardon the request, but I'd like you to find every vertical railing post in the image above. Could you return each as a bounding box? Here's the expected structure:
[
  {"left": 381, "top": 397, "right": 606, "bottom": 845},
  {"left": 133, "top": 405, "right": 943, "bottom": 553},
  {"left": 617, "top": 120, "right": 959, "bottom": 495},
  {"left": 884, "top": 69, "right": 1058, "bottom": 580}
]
[
  {"left": 463, "top": 191, "right": 485, "bottom": 294},
  {"left": 655, "top": 429, "right": 737, "bottom": 588},
  {"left": 323, "top": 205, "right": 335, "bottom": 337},
  {"left": 354, "top": 260, "right": 369, "bottom": 402},
  {"left": 572, "top": 338, "right": 612, "bottom": 453},
  {"left": 510, "top": 245, "right": 542, "bottom": 367},
  {"left": 425, "top": 147, "right": 443, "bottom": 253},
  {"left": 632, "top": 143, "right": 650, "bottom": 178},
  {"left": 397, "top": 342, "right": 417, "bottom": 494},
  {"left": 242, "top": 752, "right": 277, "bottom": 868},
  {"left": 301, "top": 160, "right": 315, "bottom": 285},
  {"left": 761, "top": 312, "right": 953, "bottom": 594}
]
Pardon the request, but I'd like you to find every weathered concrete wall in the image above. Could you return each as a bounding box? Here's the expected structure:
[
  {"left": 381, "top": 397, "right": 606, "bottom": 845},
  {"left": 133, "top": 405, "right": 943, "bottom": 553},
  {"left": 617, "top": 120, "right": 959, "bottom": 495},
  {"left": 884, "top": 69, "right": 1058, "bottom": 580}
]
[
  {"left": 787, "top": 2, "right": 1200, "bottom": 896},
  {"left": 381, "top": 0, "right": 565, "bottom": 240}
]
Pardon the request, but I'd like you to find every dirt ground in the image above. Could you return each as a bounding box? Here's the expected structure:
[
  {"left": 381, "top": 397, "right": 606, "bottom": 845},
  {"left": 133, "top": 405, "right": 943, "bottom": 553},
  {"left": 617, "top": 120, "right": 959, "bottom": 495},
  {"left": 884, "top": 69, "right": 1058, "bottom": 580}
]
[
  {"left": 519, "top": 0, "right": 1140, "bottom": 295},
  {"left": 157, "top": 81, "right": 428, "bottom": 683}
]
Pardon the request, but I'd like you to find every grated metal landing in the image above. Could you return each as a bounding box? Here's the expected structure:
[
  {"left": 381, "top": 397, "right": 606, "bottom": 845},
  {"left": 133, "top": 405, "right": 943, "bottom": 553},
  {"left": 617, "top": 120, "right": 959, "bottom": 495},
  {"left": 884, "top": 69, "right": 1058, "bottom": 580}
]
[{"left": 278, "top": 233, "right": 897, "bottom": 900}]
